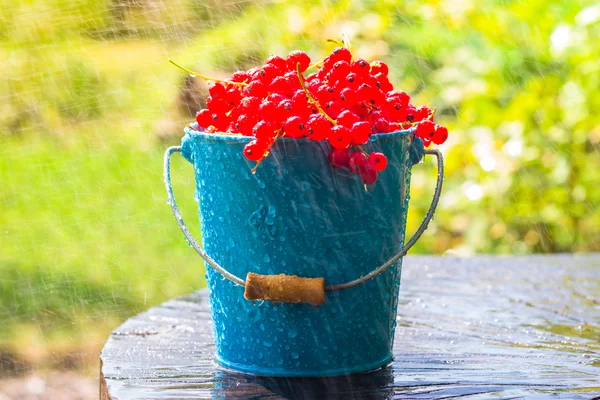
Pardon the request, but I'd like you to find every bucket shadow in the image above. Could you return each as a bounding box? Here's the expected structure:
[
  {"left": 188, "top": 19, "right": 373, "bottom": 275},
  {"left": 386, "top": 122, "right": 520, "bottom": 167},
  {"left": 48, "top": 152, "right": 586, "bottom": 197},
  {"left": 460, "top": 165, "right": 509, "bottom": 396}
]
[{"left": 211, "top": 365, "right": 394, "bottom": 399}]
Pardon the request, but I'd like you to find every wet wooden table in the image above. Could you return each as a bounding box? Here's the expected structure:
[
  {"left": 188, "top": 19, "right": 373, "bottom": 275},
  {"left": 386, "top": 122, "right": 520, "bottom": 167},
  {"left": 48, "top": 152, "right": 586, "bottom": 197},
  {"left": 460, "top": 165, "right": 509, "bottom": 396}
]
[{"left": 100, "top": 255, "right": 600, "bottom": 399}]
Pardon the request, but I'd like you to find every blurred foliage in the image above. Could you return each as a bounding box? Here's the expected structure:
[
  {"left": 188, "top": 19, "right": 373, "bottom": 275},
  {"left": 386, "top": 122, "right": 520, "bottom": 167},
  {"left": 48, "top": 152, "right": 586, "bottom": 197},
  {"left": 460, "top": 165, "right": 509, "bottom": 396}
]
[{"left": 0, "top": 0, "right": 599, "bottom": 361}]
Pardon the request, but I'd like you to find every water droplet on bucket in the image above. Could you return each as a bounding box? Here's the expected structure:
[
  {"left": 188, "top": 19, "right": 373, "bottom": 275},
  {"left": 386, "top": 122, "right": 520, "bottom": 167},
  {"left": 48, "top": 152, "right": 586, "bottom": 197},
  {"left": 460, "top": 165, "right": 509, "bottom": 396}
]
[
  {"left": 263, "top": 340, "right": 273, "bottom": 347},
  {"left": 291, "top": 352, "right": 299, "bottom": 359},
  {"left": 288, "top": 328, "right": 298, "bottom": 338},
  {"left": 264, "top": 254, "right": 271, "bottom": 263},
  {"left": 258, "top": 180, "right": 265, "bottom": 189}
]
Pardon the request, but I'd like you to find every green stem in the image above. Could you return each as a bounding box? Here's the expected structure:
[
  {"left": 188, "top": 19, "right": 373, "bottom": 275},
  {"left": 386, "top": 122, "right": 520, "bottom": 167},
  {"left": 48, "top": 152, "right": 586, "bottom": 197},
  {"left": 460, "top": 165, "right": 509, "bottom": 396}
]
[
  {"left": 296, "top": 63, "right": 336, "bottom": 125},
  {"left": 168, "top": 59, "right": 248, "bottom": 87}
]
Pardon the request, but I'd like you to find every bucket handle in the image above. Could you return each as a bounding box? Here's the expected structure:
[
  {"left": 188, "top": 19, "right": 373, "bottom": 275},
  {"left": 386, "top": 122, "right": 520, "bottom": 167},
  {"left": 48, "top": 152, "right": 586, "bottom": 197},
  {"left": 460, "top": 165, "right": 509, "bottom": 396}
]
[{"left": 164, "top": 146, "right": 443, "bottom": 292}]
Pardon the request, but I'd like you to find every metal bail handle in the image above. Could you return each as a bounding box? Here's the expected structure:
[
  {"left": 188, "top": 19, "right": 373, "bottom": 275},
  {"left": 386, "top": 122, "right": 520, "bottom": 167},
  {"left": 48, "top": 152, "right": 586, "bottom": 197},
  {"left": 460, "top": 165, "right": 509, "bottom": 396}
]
[{"left": 164, "top": 146, "right": 444, "bottom": 293}]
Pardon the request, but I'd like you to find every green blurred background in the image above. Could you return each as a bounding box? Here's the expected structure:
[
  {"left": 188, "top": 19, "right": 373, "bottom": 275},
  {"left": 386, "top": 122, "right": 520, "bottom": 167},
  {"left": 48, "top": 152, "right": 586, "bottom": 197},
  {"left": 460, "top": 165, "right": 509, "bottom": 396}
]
[{"left": 1, "top": 0, "right": 599, "bottom": 372}]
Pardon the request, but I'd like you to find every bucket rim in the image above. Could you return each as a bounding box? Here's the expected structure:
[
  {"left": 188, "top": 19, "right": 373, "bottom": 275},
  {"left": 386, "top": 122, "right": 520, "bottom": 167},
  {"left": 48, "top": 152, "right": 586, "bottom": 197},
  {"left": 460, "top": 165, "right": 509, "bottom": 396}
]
[{"left": 184, "top": 122, "right": 415, "bottom": 143}]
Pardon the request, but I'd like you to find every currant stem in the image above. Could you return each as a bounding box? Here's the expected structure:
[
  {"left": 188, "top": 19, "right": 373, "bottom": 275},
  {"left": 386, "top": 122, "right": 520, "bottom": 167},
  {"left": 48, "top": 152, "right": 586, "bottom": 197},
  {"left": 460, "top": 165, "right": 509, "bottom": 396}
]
[
  {"left": 326, "top": 39, "right": 344, "bottom": 46},
  {"left": 295, "top": 63, "right": 337, "bottom": 125},
  {"left": 251, "top": 128, "right": 282, "bottom": 174},
  {"left": 306, "top": 60, "right": 324, "bottom": 71},
  {"left": 168, "top": 59, "right": 248, "bottom": 87}
]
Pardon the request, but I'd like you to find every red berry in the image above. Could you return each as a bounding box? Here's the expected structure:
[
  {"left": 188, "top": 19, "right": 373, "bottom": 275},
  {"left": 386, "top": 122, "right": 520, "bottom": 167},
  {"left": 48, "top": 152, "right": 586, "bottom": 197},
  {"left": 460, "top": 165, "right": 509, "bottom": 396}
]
[
  {"left": 329, "top": 148, "right": 351, "bottom": 168},
  {"left": 258, "top": 100, "right": 278, "bottom": 121},
  {"left": 266, "top": 55, "right": 287, "bottom": 74},
  {"left": 316, "top": 84, "right": 336, "bottom": 103},
  {"left": 231, "top": 71, "right": 251, "bottom": 83},
  {"left": 360, "top": 167, "right": 378, "bottom": 185},
  {"left": 415, "top": 105, "right": 430, "bottom": 122},
  {"left": 284, "top": 71, "right": 302, "bottom": 92},
  {"left": 387, "top": 90, "right": 410, "bottom": 106},
  {"left": 351, "top": 121, "right": 371, "bottom": 145},
  {"left": 235, "top": 114, "right": 258, "bottom": 134},
  {"left": 353, "top": 103, "right": 370, "bottom": 118},
  {"left": 373, "top": 73, "right": 393, "bottom": 92},
  {"left": 278, "top": 99, "right": 294, "bottom": 120},
  {"left": 328, "top": 47, "right": 352, "bottom": 66},
  {"left": 328, "top": 125, "right": 352, "bottom": 149},
  {"left": 336, "top": 110, "right": 360, "bottom": 128},
  {"left": 416, "top": 120, "right": 435, "bottom": 139},
  {"left": 270, "top": 76, "right": 293, "bottom": 96},
  {"left": 292, "top": 90, "right": 309, "bottom": 108},
  {"left": 370, "top": 61, "right": 389, "bottom": 77},
  {"left": 351, "top": 58, "right": 370, "bottom": 76},
  {"left": 243, "top": 140, "right": 268, "bottom": 161},
  {"left": 206, "top": 96, "right": 231, "bottom": 113},
  {"left": 243, "top": 80, "right": 267, "bottom": 98},
  {"left": 210, "top": 112, "right": 229, "bottom": 131},
  {"left": 348, "top": 152, "right": 368, "bottom": 174},
  {"left": 324, "top": 101, "right": 343, "bottom": 119},
  {"left": 329, "top": 61, "right": 351, "bottom": 83},
  {"left": 386, "top": 98, "right": 408, "bottom": 121},
  {"left": 283, "top": 116, "right": 305, "bottom": 138},
  {"left": 253, "top": 121, "right": 278, "bottom": 143},
  {"left": 432, "top": 125, "right": 448, "bottom": 145},
  {"left": 195, "top": 109, "right": 212, "bottom": 128},
  {"left": 356, "top": 83, "right": 375, "bottom": 103},
  {"left": 406, "top": 105, "right": 417, "bottom": 122},
  {"left": 287, "top": 50, "right": 311, "bottom": 72},
  {"left": 368, "top": 152, "right": 388, "bottom": 171},
  {"left": 238, "top": 96, "right": 261, "bottom": 112},
  {"left": 342, "top": 73, "right": 360, "bottom": 90},
  {"left": 374, "top": 118, "right": 391, "bottom": 133},
  {"left": 339, "top": 88, "right": 358, "bottom": 107},
  {"left": 209, "top": 83, "right": 227, "bottom": 99},
  {"left": 305, "top": 114, "right": 331, "bottom": 141},
  {"left": 225, "top": 87, "right": 242, "bottom": 106}
]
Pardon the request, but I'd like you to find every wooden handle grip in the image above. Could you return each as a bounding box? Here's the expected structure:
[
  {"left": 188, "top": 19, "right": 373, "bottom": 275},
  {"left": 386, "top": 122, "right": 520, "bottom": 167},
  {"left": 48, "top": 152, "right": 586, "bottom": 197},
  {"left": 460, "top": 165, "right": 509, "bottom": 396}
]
[{"left": 244, "top": 272, "right": 326, "bottom": 306}]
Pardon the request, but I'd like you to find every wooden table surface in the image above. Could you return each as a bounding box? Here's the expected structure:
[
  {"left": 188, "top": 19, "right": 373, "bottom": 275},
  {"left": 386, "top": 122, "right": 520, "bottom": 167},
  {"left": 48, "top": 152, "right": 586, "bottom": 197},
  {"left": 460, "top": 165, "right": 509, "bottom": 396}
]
[{"left": 100, "top": 255, "right": 600, "bottom": 399}]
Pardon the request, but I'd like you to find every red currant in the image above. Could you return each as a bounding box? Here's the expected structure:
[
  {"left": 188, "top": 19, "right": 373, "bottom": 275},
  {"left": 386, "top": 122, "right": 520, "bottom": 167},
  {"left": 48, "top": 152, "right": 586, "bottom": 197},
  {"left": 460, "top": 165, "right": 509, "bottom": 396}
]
[
  {"left": 195, "top": 109, "right": 212, "bottom": 128},
  {"left": 348, "top": 152, "right": 368, "bottom": 174},
  {"left": 328, "top": 47, "right": 352, "bottom": 65},
  {"left": 231, "top": 71, "right": 251, "bottom": 83},
  {"left": 305, "top": 114, "right": 331, "bottom": 141},
  {"left": 339, "top": 88, "right": 358, "bottom": 107},
  {"left": 253, "top": 121, "right": 278, "bottom": 143},
  {"left": 266, "top": 55, "right": 287, "bottom": 74},
  {"left": 286, "top": 50, "right": 311, "bottom": 72},
  {"left": 336, "top": 110, "right": 360, "bottom": 128},
  {"left": 329, "top": 148, "right": 351, "bottom": 168},
  {"left": 243, "top": 80, "right": 267, "bottom": 98},
  {"left": 283, "top": 116, "right": 305, "bottom": 138},
  {"left": 368, "top": 152, "right": 388, "bottom": 171},
  {"left": 329, "top": 61, "right": 351, "bottom": 83},
  {"left": 243, "top": 140, "right": 268, "bottom": 161},
  {"left": 235, "top": 114, "right": 258, "bottom": 134},
  {"left": 387, "top": 90, "right": 410, "bottom": 108},
  {"left": 209, "top": 82, "right": 227, "bottom": 99},
  {"left": 206, "top": 96, "right": 231, "bottom": 114},
  {"left": 351, "top": 121, "right": 371, "bottom": 145},
  {"left": 324, "top": 101, "right": 343, "bottom": 119},
  {"left": 370, "top": 61, "right": 389, "bottom": 77},
  {"left": 432, "top": 125, "right": 448, "bottom": 145},
  {"left": 270, "top": 76, "right": 293, "bottom": 96},
  {"left": 416, "top": 120, "right": 435, "bottom": 139},
  {"left": 351, "top": 58, "right": 370, "bottom": 76},
  {"left": 328, "top": 125, "right": 352, "bottom": 149},
  {"left": 360, "top": 167, "right": 378, "bottom": 185}
]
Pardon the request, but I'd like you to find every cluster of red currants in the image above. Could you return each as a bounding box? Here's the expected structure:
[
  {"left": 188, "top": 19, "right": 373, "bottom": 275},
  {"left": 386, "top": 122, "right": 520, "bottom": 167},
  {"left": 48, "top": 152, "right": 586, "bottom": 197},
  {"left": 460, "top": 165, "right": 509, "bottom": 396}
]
[{"left": 191, "top": 47, "right": 447, "bottom": 185}]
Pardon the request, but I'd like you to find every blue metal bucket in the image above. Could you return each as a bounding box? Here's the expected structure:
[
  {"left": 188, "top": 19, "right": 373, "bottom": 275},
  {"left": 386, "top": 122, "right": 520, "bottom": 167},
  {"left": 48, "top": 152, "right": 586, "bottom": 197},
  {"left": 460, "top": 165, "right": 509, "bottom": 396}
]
[{"left": 164, "top": 123, "right": 443, "bottom": 377}]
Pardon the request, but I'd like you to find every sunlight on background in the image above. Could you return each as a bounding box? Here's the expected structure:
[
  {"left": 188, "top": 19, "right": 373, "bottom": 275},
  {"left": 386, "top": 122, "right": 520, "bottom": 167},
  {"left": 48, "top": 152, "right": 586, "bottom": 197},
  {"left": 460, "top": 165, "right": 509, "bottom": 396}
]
[{"left": 0, "top": 0, "right": 598, "bottom": 387}]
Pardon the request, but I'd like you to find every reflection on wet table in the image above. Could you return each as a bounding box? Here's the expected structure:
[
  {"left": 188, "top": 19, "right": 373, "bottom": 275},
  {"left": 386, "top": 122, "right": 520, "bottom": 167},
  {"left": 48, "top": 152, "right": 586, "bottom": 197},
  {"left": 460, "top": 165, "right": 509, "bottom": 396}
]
[{"left": 100, "top": 255, "right": 600, "bottom": 399}]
